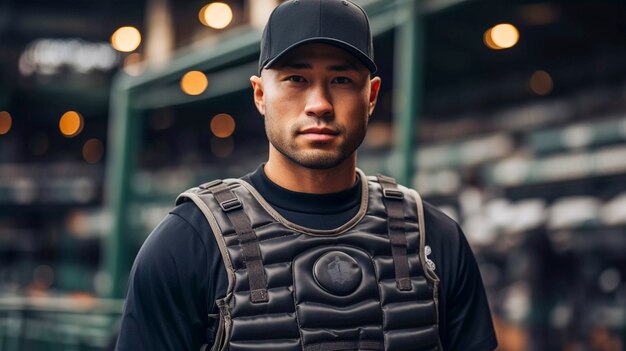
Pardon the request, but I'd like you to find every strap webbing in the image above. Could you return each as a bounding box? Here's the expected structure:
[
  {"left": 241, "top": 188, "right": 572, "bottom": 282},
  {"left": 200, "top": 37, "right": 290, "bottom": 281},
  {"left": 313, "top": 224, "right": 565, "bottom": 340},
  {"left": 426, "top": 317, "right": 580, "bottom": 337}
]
[
  {"left": 210, "top": 182, "right": 269, "bottom": 303},
  {"left": 304, "top": 340, "right": 384, "bottom": 351},
  {"left": 377, "top": 174, "right": 412, "bottom": 291}
]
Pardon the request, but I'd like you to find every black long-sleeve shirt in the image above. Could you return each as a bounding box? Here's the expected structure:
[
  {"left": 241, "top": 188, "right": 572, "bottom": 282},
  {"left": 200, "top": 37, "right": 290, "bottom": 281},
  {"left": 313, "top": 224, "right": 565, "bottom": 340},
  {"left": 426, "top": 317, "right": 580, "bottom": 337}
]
[{"left": 116, "top": 165, "right": 497, "bottom": 351}]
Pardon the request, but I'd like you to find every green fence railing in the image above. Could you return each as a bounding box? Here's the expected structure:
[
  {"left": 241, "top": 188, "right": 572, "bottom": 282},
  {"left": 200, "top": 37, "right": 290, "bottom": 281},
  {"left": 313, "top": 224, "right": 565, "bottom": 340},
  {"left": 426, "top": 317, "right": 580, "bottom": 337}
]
[{"left": 0, "top": 296, "right": 123, "bottom": 351}]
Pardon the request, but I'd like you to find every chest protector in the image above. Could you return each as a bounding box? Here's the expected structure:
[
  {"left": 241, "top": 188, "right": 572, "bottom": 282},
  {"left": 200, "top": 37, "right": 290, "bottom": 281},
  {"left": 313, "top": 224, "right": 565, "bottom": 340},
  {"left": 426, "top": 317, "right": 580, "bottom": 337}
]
[{"left": 176, "top": 170, "right": 442, "bottom": 351}]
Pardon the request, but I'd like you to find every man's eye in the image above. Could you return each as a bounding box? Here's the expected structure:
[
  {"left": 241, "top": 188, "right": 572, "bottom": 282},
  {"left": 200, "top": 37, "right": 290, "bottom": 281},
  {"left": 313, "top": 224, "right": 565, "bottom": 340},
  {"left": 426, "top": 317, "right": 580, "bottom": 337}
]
[
  {"left": 333, "top": 77, "right": 352, "bottom": 84},
  {"left": 287, "top": 76, "right": 306, "bottom": 83}
]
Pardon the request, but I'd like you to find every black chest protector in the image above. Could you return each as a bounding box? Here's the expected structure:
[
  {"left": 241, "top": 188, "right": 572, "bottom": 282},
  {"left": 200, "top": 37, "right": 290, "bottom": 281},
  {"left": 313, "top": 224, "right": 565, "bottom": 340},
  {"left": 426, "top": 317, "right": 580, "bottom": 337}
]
[{"left": 176, "top": 170, "right": 442, "bottom": 351}]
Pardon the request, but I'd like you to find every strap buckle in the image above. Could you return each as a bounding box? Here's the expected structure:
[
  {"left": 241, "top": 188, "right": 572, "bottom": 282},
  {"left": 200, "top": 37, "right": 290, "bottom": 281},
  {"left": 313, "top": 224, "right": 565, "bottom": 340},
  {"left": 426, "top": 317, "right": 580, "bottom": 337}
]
[
  {"left": 219, "top": 198, "right": 242, "bottom": 212},
  {"left": 383, "top": 188, "right": 404, "bottom": 200},
  {"left": 199, "top": 179, "right": 222, "bottom": 190}
]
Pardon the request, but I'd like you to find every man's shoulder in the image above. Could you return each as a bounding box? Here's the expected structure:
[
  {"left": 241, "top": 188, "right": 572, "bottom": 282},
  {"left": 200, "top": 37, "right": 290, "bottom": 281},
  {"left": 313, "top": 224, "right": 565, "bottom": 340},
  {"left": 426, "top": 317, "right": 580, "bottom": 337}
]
[
  {"left": 421, "top": 200, "right": 460, "bottom": 234},
  {"left": 139, "top": 202, "right": 207, "bottom": 251},
  {"left": 169, "top": 200, "right": 214, "bottom": 236}
]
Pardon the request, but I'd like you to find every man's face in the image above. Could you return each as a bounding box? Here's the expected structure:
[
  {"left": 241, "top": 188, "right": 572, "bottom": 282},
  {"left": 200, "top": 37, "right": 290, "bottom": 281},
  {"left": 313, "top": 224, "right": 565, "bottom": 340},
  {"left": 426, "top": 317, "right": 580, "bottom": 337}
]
[{"left": 251, "top": 43, "right": 381, "bottom": 170}]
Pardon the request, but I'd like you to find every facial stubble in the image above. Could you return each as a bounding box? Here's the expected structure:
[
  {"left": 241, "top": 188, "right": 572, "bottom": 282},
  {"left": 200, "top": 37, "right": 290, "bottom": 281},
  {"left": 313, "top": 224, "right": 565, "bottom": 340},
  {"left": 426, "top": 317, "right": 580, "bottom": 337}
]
[{"left": 264, "top": 113, "right": 368, "bottom": 170}]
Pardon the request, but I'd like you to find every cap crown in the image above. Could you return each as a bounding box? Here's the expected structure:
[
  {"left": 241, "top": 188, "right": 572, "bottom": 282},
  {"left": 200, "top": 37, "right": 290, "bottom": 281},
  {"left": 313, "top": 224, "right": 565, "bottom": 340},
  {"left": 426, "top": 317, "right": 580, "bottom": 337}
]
[{"left": 259, "top": 0, "right": 376, "bottom": 74}]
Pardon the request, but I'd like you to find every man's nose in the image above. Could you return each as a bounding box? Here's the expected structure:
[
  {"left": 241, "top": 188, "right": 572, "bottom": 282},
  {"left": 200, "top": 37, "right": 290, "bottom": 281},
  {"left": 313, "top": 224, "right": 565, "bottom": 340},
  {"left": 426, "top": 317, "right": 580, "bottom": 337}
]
[{"left": 304, "top": 85, "right": 333, "bottom": 118}]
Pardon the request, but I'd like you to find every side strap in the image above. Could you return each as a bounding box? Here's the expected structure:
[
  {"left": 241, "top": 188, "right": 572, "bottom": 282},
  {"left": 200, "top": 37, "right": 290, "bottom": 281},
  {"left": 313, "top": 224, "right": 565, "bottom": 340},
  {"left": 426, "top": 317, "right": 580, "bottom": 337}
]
[
  {"left": 209, "top": 182, "right": 269, "bottom": 303},
  {"left": 377, "top": 174, "right": 412, "bottom": 291},
  {"left": 410, "top": 188, "right": 444, "bottom": 351}
]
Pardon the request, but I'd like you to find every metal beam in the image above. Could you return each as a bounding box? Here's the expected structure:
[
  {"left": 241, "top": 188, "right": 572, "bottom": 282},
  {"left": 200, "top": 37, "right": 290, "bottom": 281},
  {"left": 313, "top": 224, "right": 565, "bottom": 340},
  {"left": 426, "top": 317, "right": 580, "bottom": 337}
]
[
  {"left": 131, "top": 61, "right": 258, "bottom": 110},
  {"left": 102, "top": 79, "right": 140, "bottom": 299},
  {"left": 394, "top": 0, "right": 424, "bottom": 185}
]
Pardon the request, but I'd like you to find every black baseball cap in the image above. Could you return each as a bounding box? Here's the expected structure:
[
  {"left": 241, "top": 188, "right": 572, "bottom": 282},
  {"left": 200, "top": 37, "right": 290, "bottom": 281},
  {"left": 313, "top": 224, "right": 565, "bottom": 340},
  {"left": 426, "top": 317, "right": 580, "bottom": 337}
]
[{"left": 259, "top": 0, "right": 377, "bottom": 74}]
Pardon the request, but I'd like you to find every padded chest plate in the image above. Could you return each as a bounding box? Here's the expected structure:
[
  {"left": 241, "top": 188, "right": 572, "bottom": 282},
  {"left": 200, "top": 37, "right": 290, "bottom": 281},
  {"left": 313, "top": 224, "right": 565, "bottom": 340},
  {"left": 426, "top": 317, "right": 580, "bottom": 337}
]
[{"left": 177, "top": 171, "right": 442, "bottom": 351}]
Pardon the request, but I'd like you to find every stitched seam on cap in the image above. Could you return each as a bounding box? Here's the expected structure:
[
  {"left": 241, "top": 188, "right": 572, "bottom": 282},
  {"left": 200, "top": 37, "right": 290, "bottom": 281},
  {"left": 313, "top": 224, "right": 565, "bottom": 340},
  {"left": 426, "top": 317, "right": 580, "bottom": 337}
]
[
  {"left": 318, "top": 0, "right": 322, "bottom": 37},
  {"left": 267, "top": 9, "right": 273, "bottom": 59}
]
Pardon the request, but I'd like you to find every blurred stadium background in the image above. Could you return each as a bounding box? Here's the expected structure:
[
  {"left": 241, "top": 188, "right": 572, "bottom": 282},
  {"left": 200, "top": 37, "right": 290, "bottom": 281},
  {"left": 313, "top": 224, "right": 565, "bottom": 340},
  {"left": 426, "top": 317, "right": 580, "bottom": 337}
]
[{"left": 1, "top": 0, "right": 625, "bottom": 350}]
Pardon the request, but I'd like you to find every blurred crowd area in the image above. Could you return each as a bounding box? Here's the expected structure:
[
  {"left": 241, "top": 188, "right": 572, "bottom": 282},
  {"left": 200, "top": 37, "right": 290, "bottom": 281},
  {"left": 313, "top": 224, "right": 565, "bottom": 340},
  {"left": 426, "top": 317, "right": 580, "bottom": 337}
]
[{"left": 1, "top": 0, "right": 626, "bottom": 350}]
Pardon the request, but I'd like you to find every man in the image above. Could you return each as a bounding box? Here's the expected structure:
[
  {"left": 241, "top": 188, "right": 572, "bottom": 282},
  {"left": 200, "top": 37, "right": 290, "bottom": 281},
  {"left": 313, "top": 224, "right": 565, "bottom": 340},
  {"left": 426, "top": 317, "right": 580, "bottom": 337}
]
[{"left": 116, "top": 0, "right": 497, "bottom": 350}]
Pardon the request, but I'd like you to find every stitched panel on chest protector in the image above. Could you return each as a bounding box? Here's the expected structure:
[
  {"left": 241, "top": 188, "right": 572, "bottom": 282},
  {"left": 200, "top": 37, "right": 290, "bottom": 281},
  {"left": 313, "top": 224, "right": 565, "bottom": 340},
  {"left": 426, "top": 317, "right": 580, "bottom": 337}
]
[
  {"left": 225, "top": 225, "right": 394, "bottom": 270},
  {"left": 230, "top": 312, "right": 300, "bottom": 340},
  {"left": 302, "top": 326, "right": 383, "bottom": 348},
  {"left": 377, "top": 278, "right": 434, "bottom": 305},
  {"left": 293, "top": 246, "right": 383, "bottom": 347},
  {"left": 232, "top": 286, "right": 295, "bottom": 317},
  {"left": 229, "top": 338, "right": 301, "bottom": 351},
  {"left": 233, "top": 262, "right": 293, "bottom": 291},
  {"left": 384, "top": 325, "right": 440, "bottom": 351},
  {"left": 373, "top": 253, "right": 424, "bottom": 282},
  {"left": 383, "top": 300, "right": 437, "bottom": 330}
]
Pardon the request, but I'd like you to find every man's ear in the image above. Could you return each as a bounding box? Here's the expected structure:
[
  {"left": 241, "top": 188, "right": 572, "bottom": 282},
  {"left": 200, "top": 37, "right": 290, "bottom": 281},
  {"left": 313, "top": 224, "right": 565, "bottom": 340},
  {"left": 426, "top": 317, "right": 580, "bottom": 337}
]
[
  {"left": 250, "top": 75, "right": 265, "bottom": 116},
  {"left": 368, "top": 76, "right": 382, "bottom": 117}
]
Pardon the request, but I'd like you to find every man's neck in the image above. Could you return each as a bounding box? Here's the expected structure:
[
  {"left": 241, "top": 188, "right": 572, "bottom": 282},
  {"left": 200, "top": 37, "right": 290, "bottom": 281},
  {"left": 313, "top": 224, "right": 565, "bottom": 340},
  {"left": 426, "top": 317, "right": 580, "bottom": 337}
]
[{"left": 264, "top": 150, "right": 357, "bottom": 194}]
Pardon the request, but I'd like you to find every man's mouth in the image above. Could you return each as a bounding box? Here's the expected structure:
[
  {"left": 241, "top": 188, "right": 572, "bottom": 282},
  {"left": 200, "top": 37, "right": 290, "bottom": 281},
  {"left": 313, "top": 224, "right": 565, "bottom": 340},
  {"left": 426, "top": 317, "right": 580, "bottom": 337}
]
[{"left": 298, "top": 127, "right": 339, "bottom": 142}]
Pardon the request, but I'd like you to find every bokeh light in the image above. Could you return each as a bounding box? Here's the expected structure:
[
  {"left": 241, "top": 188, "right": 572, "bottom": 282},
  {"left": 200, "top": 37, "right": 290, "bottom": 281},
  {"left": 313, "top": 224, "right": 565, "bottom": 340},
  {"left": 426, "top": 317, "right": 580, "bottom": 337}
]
[
  {"left": 0, "top": 111, "right": 12, "bottom": 135},
  {"left": 59, "top": 111, "right": 84, "bottom": 137},
  {"left": 111, "top": 26, "right": 142, "bottom": 52},
  {"left": 82, "top": 138, "right": 104, "bottom": 164},
  {"left": 180, "top": 70, "right": 208, "bottom": 95},
  {"left": 199, "top": 2, "right": 233, "bottom": 29},
  {"left": 210, "top": 113, "right": 236, "bottom": 138},
  {"left": 123, "top": 53, "right": 145, "bottom": 76},
  {"left": 484, "top": 23, "right": 519, "bottom": 50},
  {"left": 529, "top": 70, "right": 553, "bottom": 95},
  {"left": 483, "top": 28, "right": 498, "bottom": 50},
  {"left": 491, "top": 23, "right": 519, "bottom": 48}
]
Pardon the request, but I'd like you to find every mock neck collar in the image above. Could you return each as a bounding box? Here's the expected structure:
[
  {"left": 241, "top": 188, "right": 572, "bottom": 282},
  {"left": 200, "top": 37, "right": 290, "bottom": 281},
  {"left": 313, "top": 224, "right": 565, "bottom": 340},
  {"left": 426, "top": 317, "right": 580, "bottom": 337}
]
[{"left": 246, "top": 164, "right": 361, "bottom": 214}]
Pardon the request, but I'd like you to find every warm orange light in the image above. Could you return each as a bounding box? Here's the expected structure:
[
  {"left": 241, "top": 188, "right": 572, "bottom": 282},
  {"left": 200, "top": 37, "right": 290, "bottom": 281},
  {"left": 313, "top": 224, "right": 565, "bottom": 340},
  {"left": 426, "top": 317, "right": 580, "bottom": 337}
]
[
  {"left": 123, "top": 53, "right": 145, "bottom": 76},
  {"left": 199, "top": 2, "right": 233, "bottom": 29},
  {"left": 0, "top": 111, "right": 12, "bottom": 135},
  {"left": 111, "top": 26, "right": 142, "bottom": 52},
  {"left": 180, "top": 71, "right": 208, "bottom": 95},
  {"left": 59, "top": 111, "right": 84, "bottom": 137},
  {"left": 83, "top": 138, "right": 104, "bottom": 164},
  {"left": 529, "top": 70, "right": 553, "bottom": 95},
  {"left": 210, "top": 113, "right": 236, "bottom": 138},
  {"left": 488, "top": 23, "right": 519, "bottom": 49},
  {"left": 483, "top": 28, "right": 499, "bottom": 50}
]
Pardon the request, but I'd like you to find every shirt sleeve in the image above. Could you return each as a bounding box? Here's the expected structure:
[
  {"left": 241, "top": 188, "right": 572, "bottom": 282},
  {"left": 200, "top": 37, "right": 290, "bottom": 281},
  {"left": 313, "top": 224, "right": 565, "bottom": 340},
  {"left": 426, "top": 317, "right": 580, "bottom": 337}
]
[
  {"left": 444, "top": 223, "right": 498, "bottom": 351},
  {"left": 115, "top": 211, "right": 210, "bottom": 351},
  {"left": 423, "top": 203, "right": 498, "bottom": 351}
]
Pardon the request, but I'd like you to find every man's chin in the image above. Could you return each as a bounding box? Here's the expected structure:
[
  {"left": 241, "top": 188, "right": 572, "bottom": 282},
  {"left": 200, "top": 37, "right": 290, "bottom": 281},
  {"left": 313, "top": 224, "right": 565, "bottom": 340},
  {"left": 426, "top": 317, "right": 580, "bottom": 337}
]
[{"left": 288, "top": 150, "right": 346, "bottom": 170}]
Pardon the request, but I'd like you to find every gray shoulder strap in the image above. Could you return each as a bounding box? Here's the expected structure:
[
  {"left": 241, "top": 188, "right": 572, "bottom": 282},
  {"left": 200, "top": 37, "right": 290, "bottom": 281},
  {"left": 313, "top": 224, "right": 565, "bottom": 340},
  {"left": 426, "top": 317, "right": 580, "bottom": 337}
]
[{"left": 177, "top": 179, "right": 269, "bottom": 303}]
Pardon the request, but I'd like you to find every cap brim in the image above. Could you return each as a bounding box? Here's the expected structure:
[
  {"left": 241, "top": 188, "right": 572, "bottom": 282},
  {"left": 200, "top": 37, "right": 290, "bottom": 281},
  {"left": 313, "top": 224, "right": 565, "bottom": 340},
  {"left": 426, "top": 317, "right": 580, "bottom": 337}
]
[{"left": 261, "top": 37, "right": 377, "bottom": 74}]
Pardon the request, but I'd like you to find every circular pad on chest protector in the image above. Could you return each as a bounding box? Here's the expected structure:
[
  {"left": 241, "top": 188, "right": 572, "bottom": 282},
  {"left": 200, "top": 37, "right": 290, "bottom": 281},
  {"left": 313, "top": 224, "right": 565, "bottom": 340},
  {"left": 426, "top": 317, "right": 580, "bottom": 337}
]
[{"left": 313, "top": 251, "right": 363, "bottom": 296}]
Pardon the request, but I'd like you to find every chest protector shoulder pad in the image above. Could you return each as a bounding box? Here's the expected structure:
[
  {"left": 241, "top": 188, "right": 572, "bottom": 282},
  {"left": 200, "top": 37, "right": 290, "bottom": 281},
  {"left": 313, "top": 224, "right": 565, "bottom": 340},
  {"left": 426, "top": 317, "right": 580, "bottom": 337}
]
[{"left": 176, "top": 170, "right": 442, "bottom": 351}]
